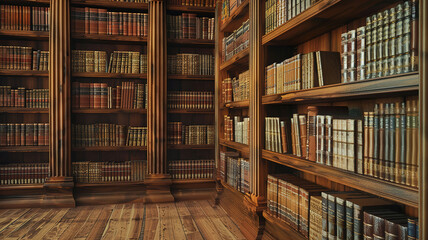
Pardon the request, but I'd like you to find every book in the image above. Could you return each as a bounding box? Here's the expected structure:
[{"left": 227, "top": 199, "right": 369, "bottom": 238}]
[
  {"left": 219, "top": 151, "right": 239, "bottom": 182},
  {"left": 168, "top": 123, "right": 214, "bottom": 145},
  {"left": 0, "top": 5, "right": 49, "bottom": 31},
  {"left": 316, "top": 51, "right": 341, "bottom": 86},
  {"left": 222, "top": 19, "right": 249, "bottom": 62}
]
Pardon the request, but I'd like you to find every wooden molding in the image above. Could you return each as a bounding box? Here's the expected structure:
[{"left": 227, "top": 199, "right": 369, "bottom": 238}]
[{"left": 43, "top": 177, "right": 75, "bottom": 208}]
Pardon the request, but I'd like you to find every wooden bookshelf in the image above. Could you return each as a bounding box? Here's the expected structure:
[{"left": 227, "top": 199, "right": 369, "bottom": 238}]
[
  {"left": 72, "top": 72, "right": 147, "bottom": 79},
  {"left": 168, "top": 109, "right": 214, "bottom": 114},
  {"left": 0, "top": 30, "right": 49, "bottom": 40},
  {"left": 1, "top": 0, "right": 50, "bottom": 5},
  {"left": 262, "top": 72, "right": 419, "bottom": 104},
  {"left": 262, "top": 0, "right": 401, "bottom": 46},
  {"left": 172, "top": 179, "right": 215, "bottom": 184},
  {"left": 168, "top": 75, "right": 215, "bottom": 81},
  {"left": 0, "top": 146, "right": 49, "bottom": 153},
  {"left": 0, "top": 108, "right": 48, "bottom": 114},
  {"left": 224, "top": 100, "right": 250, "bottom": 108},
  {"left": 166, "top": 5, "right": 215, "bottom": 14},
  {"left": 70, "top": 0, "right": 148, "bottom": 10},
  {"left": 168, "top": 144, "right": 215, "bottom": 150},
  {"left": 263, "top": 210, "right": 306, "bottom": 240},
  {"left": 0, "top": 70, "right": 48, "bottom": 77},
  {"left": 72, "top": 33, "right": 148, "bottom": 43},
  {"left": 262, "top": 149, "right": 418, "bottom": 208},
  {"left": 168, "top": 39, "right": 215, "bottom": 46},
  {"left": 219, "top": 48, "right": 249, "bottom": 71},
  {"left": 220, "top": 0, "right": 249, "bottom": 32},
  {"left": 72, "top": 109, "right": 147, "bottom": 114},
  {"left": 219, "top": 139, "right": 249, "bottom": 155},
  {"left": 72, "top": 146, "right": 147, "bottom": 151},
  {"left": 75, "top": 181, "right": 146, "bottom": 188}
]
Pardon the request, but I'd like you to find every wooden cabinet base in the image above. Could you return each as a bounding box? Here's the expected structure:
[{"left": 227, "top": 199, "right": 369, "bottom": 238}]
[
  {"left": 43, "top": 177, "right": 76, "bottom": 208},
  {"left": 262, "top": 211, "right": 306, "bottom": 240},
  {"left": 216, "top": 182, "right": 265, "bottom": 240},
  {"left": 171, "top": 179, "right": 216, "bottom": 201},
  {"left": 144, "top": 175, "right": 174, "bottom": 203}
]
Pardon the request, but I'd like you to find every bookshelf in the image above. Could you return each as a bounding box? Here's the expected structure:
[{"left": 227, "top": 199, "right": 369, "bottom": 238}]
[{"left": 215, "top": 0, "right": 427, "bottom": 239}]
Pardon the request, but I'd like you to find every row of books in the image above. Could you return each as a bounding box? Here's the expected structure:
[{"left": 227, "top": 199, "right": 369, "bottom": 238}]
[
  {"left": 168, "top": 159, "right": 214, "bottom": 179},
  {"left": 73, "top": 160, "right": 146, "bottom": 183},
  {"left": 72, "top": 82, "right": 147, "bottom": 109},
  {"left": 167, "top": 14, "right": 215, "bottom": 40},
  {"left": 71, "top": 8, "right": 148, "bottom": 37},
  {"left": 167, "top": 53, "right": 214, "bottom": 76},
  {"left": 71, "top": 50, "right": 147, "bottom": 74},
  {"left": 0, "top": 86, "right": 49, "bottom": 109},
  {"left": 0, "top": 163, "right": 48, "bottom": 185},
  {"left": 167, "top": 91, "right": 214, "bottom": 110},
  {"left": 0, "top": 123, "right": 49, "bottom": 146},
  {"left": 0, "top": 5, "right": 49, "bottom": 31},
  {"left": 169, "top": 0, "right": 216, "bottom": 7},
  {"left": 222, "top": 69, "right": 250, "bottom": 103},
  {"left": 265, "top": 51, "right": 340, "bottom": 95},
  {"left": 341, "top": 1, "right": 418, "bottom": 82},
  {"left": 265, "top": 0, "right": 319, "bottom": 34},
  {"left": 0, "top": 46, "right": 49, "bottom": 71},
  {"left": 71, "top": 124, "right": 147, "bottom": 147},
  {"left": 220, "top": 0, "right": 246, "bottom": 24},
  {"left": 222, "top": 19, "right": 249, "bottom": 62},
  {"left": 167, "top": 122, "right": 214, "bottom": 145},
  {"left": 223, "top": 115, "right": 249, "bottom": 145},
  {"left": 267, "top": 174, "right": 419, "bottom": 240},
  {"left": 219, "top": 151, "right": 250, "bottom": 194},
  {"left": 265, "top": 117, "right": 288, "bottom": 153}
]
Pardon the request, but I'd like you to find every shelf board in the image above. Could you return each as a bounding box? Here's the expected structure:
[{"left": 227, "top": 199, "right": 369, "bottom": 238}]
[
  {"left": 262, "top": 149, "right": 419, "bottom": 208},
  {"left": 220, "top": 0, "right": 249, "bottom": 33},
  {"left": 168, "top": 75, "right": 215, "bottom": 81},
  {"left": 72, "top": 146, "right": 147, "bottom": 151},
  {"left": 71, "top": 0, "right": 148, "bottom": 10},
  {"left": 224, "top": 100, "right": 249, "bottom": 108},
  {"left": 262, "top": 0, "right": 402, "bottom": 46},
  {"left": 1, "top": 0, "right": 50, "bottom": 4},
  {"left": 168, "top": 144, "right": 215, "bottom": 150},
  {"left": 72, "top": 33, "right": 147, "bottom": 43},
  {"left": 75, "top": 181, "right": 145, "bottom": 188},
  {"left": 0, "top": 108, "right": 48, "bottom": 114},
  {"left": 72, "top": 109, "right": 147, "bottom": 114},
  {"left": 0, "top": 30, "right": 49, "bottom": 40},
  {"left": 172, "top": 179, "right": 216, "bottom": 184},
  {"left": 263, "top": 210, "right": 306, "bottom": 240},
  {"left": 72, "top": 72, "right": 147, "bottom": 79},
  {"left": 219, "top": 179, "right": 246, "bottom": 197},
  {"left": 166, "top": 5, "right": 215, "bottom": 14},
  {"left": 219, "top": 48, "right": 249, "bottom": 71},
  {"left": 168, "top": 38, "right": 214, "bottom": 46},
  {"left": 0, "top": 146, "right": 49, "bottom": 152},
  {"left": 168, "top": 109, "right": 214, "bottom": 114},
  {"left": 219, "top": 139, "right": 249, "bottom": 155},
  {"left": 0, "top": 184, "right": 44, "bottom": 192},
  {"left": 262, "top": 72, "right": 419, "bottom": 105},
  {"left": 0, "top": 70, "right": 48, "bottom": 77}
]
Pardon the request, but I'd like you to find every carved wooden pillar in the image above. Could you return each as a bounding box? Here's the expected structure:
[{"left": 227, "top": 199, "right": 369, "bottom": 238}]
[
  {"left": 419, "top": 0, "right": 426, "bottom": 238},
  {"left": 247, "top": 0, "right": 267, "bottom": 210},
  {"left": 44, "top": 0, "right": 75, "bottom": 207},
  {"left": 146, "top": 0, "right": 173, "bottom": 202}
]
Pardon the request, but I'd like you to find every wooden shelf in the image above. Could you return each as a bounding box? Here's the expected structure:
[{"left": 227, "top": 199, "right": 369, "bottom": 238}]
[
  {"left": 0, "top": 30, "right": 49, "bottom": 40},
  {"left": 262, "top": 0, "right": 402, "bottom": 46},
  {"left": 166, "top": 5, "right": 215, "bottom": 14},
  {"left": 0, "top": 108, "right": 48, "bottom": 114},
  {"left": 168, "top": 75, "right": 215, "bottom": 81},
  {"left": 0, "top": 70, "right": 48, "bottom": 77},
  {"left": 75, "top": 181, "right": 145, "bottom": 188},
  {"left": 0, "top": 146, "right": 49, "bottom": 152},
  {"left": 168, "top": 109, "right": 214, "bottom": 114},
  {"left": 172, "top": 179, "right": 215, "bottom": 184},
  {"left": 72, "top": 33, "right": 147, "bottom": 43},
  {"left": 168, "top": 144, "right": 215, "bottom": 150},
  {"left": 262, "top": 150, "right": 419, "bottom": 208},
  {"left": 263, "top": 210, "right": 306, "bottom": 240},
  {"left": 70, "top": 0, "right": 148, "bottom": 10},
  {"left": 219, "top": 139, "right": 249, "bottom": 155},
  {"left": 263, "top": 73, "right": 419, "bottom": 104},
  {"left": 0, "top": 184, "right": 44, "bottom": 192},
  {"left": 224, "top": 100, "right": 249, "bottom": 108},
  {"left": 72, "top": 108, "right": 147, "bottom": 114},
  {"left": 220, "top": 0, "right": 249, "bottom": 32},
  {"left": 168, "top": 38, "right": 214, "bottom": 46},
  {"left": 219, "top": 48, "right": 249, "bottom": 71},
  {"left": 72, "top": 72, "right": 147, "bottom": 79},
  {"left": 72, "top": 146, "right": 147, "bottom": 151},
  {"left": 220, "top": 179, "right": 246, "bottom": 197}
]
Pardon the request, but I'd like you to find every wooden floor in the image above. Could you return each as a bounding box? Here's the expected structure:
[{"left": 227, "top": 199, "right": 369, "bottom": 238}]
[{"left": 0, "top": 200, "right": 247, "bottom": 240}]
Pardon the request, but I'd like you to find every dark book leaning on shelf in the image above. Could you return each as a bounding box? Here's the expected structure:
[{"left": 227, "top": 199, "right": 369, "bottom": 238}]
[
  {"left": 167, "top": 14, "right": 215, "bottom": 40},
  {"left": 0, "top": 163, "right": 49, "bottom": 185},
  {"left": 0, "top": 86, "right": 49, "bottom": 108},
  {"left": 0, "top": 46, "right": 49, "bottom": 71},
  {"left": 72, "top": 82, "right": 147, "bottom": 109},
  {"left": 169, "top": 159, "right": 215, "bottom": 179},
  {"left": 0, "top": 5, "right": 50, "bottom": 31},
  {"left": 168, "top": 122, "right": 214, "bottom": 145},
  {"left": 0, "top": 123, "right": 49, "bottom": 146},
  {"left": 73, "top": 160, "right": 146, "bottom": 183},
  {"left": 168, "top": 91, "right": 214, "bottom": 110}
]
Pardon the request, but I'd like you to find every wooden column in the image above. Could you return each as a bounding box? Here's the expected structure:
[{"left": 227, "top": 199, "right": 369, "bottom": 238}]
[
  {"left": 44, "top": 0, "right": 75, "bottom": 207},
  {"left": 247, "top": 0, "right": 267, "bottom": 210},
  {"left": 419, "top": 0, "right": 426, "bottom": 238},
  {"left": 146, "top": 0, "right": 173, "bottom": 202}
]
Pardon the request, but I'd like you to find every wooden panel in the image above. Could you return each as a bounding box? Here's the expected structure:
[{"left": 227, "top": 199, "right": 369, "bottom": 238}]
[
  {"left": 0, "top": 30, "right": 49, "bottom": 40},
  {"left": 71, "top": 0, "right": 149, "bottom": 10},
  {"left": 224, "top": 99, "right": 250, "bottom": 108},
  {"left": 263, "top": 210, "right": 306, "bottom": 240},
  {"left": 71, "top": 72, "right": 147, "bottom": 79},
  {"left": 72, "top": 109, "right": 147, "bottom": 114},
  {"left": 166, "top": 5, "right": 215, "bottom": 14},
  {"left": 220, "top": 0, "right": 249, "bottom": 32},
  {"left": 72, "top": 33, "right": 148, "bottom": 43}
]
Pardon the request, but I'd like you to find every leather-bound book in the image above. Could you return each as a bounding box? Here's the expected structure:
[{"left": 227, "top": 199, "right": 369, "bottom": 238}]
[
  {"left": 385, "top": 218, "right": 408, "bottom": 240},
  {"left": 373, "top": 104, "right": 379, "bottom": 178},
  {"left": 316, "top": 51, "right": 341, "bottom": 86},
  {"left": 299, "top": 115, "right": 307, "bottom": 158},
  {"left": 384, "top": 104, "right": 390, "bottom": 181},
  {"left": 378, "top": 103, "right": 385, "bottom": 180}
]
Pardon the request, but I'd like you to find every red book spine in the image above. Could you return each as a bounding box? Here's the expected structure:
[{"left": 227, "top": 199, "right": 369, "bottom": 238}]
[
  {"left": 98, "top": 9, "right": 107, "bottom": 35},
  {"left": 127, "top": 13, "right": 132, "bottom": 36},
  {"left": 89, "top": 8, "right": 98, "bottom": 34},
  {"left": 84, "top": 7, "right": 90, "bottom": 34},
  {"left": 101, "top": 83, "right": 108, "bottom": 109},
  {"left": 132, "top": 13, "right": 137, "bottom": 36},
  {"left": 38, "top": 123, "right": 43, "bottom": 146}
]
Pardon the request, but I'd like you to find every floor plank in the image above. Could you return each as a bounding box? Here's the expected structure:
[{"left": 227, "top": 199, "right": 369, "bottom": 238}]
[
  {"left": 41, "top": 208, "right": 81, "bottom": 240},
  {"left": 0, "top": 208, "right": 39, "bottom": 239},
  {"left": 101, "top": 204, "right": 124, "bottom": 240},
  {"left": 176, "top": 201, "right": 204, "bottom": 240},
  {"left": 86, "top": 205, "right": 115, "bottom": 240},
  {"left": 126, "top": 203, "right": 144, "bottom": 240},
  {"left": 5, "top": 209, "right": 52, "bottom": 240},
  {"left": 73, "top": 206, "right": 104, "bottom": 240},
  {"left": 184, "top": 201, "right": 223, "bottom": 240},
  {"left": 58, "top": 206, "right": 93, "bottom": 239},
  {"left": 143, "top": 203, "right": 159, "bottom": 240},
  {"left": 20, "top": 208, "right": 69, "bottom": 240}
]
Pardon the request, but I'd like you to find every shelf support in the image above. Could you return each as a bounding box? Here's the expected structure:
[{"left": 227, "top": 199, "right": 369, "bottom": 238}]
[
  {"left": 45, "top": 0, "right": 75, "bottom": 207},
  {"left": 419, "top": 0, "right": 426, "bottom": 238},
  {"left": 146, "top": 0, "right": 173, "bottom": 202}
]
